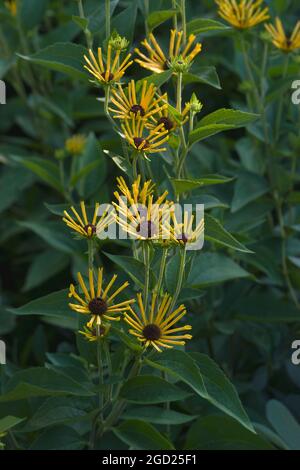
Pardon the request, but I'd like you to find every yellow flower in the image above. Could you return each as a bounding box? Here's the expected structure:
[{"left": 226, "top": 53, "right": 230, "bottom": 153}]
[
  {"left": 109, "top": 80, "right": 168, "bottom": 121},
  {"left": 147, "top": 99, "right": 191, "bottom": 132},
  {"left": 65, "top": 134, "right": 86, "bottom": 155},
  {"left": 135, "top": 30, "right": 202, "bottom": 74},
  {"left": 84, "top": 45, "right": 133, "bottom": 85},
  {"left": 113, "top": 180, "right": 171, "bottom": 241},
  {"left": 215, "top": 0, "right": 269, "bottom": 29},
  {"left": 122, "top": 119, "right": 169, "bottom": 154},
  {"left": 161, "top": 208, "right": 204, "bottom": 247},
  {"left": 168, "top": 210, "right": 205, "bottom": 247},
  {"left": 124, "top": 292, "right": 192, "bottom": 352},
  {"left": 115, "top": 175, "right": 155, "bottom": 205},
  {"left": 5, "top": 0, "right": 17, "bottom": 16},
  {"left": 63, "top": 201, "right": 113, "bottom": 239},
  {"left": 68, "top": 268, "right": 135, "bottom": 328},
  {"left": 79, "top": 323, "right": 110, "bottom": 342},
  {"left": 265, "top": 18, "right": 300, "bottom": 52}
]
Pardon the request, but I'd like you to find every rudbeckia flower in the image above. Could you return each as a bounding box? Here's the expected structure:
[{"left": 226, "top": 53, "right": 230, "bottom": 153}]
[
  {"left": 65, "top": 134, "right": 86, "bottom": 156},
  {"left": 68, "top": 268, "right": 135, "bottom": 328},
  {"left": 215, "top": 0, "right": 269, "bottom": 29},
  {"left": 63, "top": 201, "right": 113, "bottom": 239},
  {"left": 113, "top": 181, "right": 171, "bottom": 241},
  {"left": 147, "top": 99, "right": 191, "bottom": 132},
  {"left": 168, "top": 210, "right": 205, "bottom": 248},
  {"left": 265, "top": 18, "right": 300, "bottom": 52},
  {"left": 109, "top": 80, "right": 168, "bottom": 121},
  {"left": 5, "top": 0, "right": 17, "bottom": 16},
  {"left": 121, "top": 119, "right": 169, "bottom": 154},
  {"left": 115, "top": 175, "right": 155, "bottom": 205},
  {"left": 124, "top": 292, "right": 192, "bottom": 352},
  {"left": 79, "top": 323, "right": 110, "bottom": 342},
  {"left": 135, "top": 30, "right": 202, "bottom": 74},
  {"left": 84, "top": 45, "right": 133, "bottom": 85}
]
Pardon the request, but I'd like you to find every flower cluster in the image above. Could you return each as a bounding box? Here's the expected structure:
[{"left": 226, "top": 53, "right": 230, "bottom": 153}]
[
  {"left": 84, "top": 30, "right": 202, "bottom": 155},
  {"left": 64, "top": 176, "right": 202, "bottom": 349}
]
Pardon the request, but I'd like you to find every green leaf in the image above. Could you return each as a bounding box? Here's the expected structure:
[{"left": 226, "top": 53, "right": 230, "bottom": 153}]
[
  {"left": 191, "top": 353, "right": 254, "bottom": 432},
  {"left": 113, "top": 419, "right": 174, "bottom": 450},
  {"left": 17, "top": 221, "right": 79, "bottom": 254},
  {"left": 187, "top": 252, "right": 250, "bottom": 287},
  {"left": 110, "top": 2, "right": 137, "bottom": 44},
  {"left": 104, "top": 252, "right": 155, "bottom": 289},
  {"left": 266, "top": 400, "right": 300, "bottom": 450},
  {"left": 12, "top": 155, "right": 63, "bottom": 193},
  {"left": 30, "top": 425, "right": 85, "bottom": 450},
  {"left": 120, "top": 375, "right": 191, "bottom": 404},
  {"left": 19, "top": 43, "right": 88, "bottom": 80},
  {"left": 23, "top": 397, "right": 89, "bottom": 431},
  {"left": 183, "top": 66, "right": 221, "bottom": 89},
  {"left": 111, "top": 325, "right": 143, "bottom": 353},
  {"left": 71, "top": 134, "right": 107, "bottom": 197},
  {"left": 205, "top": 214, "right": 253, "bottom": 253},
  {"left": 171, "top": 174, "right": 233, "bottom": 194},
  {"left": 198, "top": 108, "right": 259, "bottom": 127},
  {"left": 137, "top": 70, "right": 173, "bottom": 90},
  {"left": 185, "top": 416, "right": 273, "bottom": 450},
  {"left": 23, "top": 250, "right": 69, "bottom": 292},
  {"left": 231, "top": 171, "right": 269, "bottom": 212},
  {"left": 189, "top": 123, "right": 234, "bottom": 145},
  {"left": 0, "top": 416, "right": 26, "bottom": 433},
  {"left": 234, "top": 294, "right": 300, "bottom": 323},
  {"left": 0, "top": 367, "right": 94, "bottom": 402},
  {"left": 104, "top": 150, "right": 133, "bottom": 177},
  {"left": 147, "top": 10, "right": 177, "bottom": 31},
  {"left": 147, "top": 350, "right": 253, "bottom": 432},
  {"left": 123, "top": 406, "right": 197, "bottom": 425},
  {"left": 18, "top": 0, "right": 48, "bottom": 31},
  {"left": 187, "top": 18, "right": 231, "bottom": 35},
  {"left": 72, "top": 15, "right": 89, "bottom": 31},
  {"left": 0, "top": 165, "right": 34, "bottom": 214},
  {"left": 8, "top": 288, "right": 77, "bottom": 329}
]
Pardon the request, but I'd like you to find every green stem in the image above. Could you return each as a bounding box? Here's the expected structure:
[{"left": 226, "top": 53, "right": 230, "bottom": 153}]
[
  {"left": 103, "top": 341, "right": 113, "bottom": 404},
  {"left": 163, "top": 370, "right": 171, "bottom": 438},
  {"left": 275, "top": 54, "right": 290, "bottom": 142},
  {"left": 275, "top": 194, "right": 299, "bottom": 308},
  {"left": 96, "top": 335, "right": 103, "bottom": 414},
  {"left": 132, "top": 153, "right": 138, "bottom": 180},
  {"left": 176, "top": 72, "right": 182, "bottom": 113},
  {"left": 87, "top": 239, "right": 94, "bottom": 269},
  {"left": 260, "top": 42, "right": 269, "bottom": 100},
  {"left": 240, "top": 34, "right": 261, "bottom": 112},
  {"left": 105, "top": 0, "right": 111, "bottom": 40},
  {"left": 143, "top": 243, "right": 151, "bottom": 309},
  {"left": 156, "top": 247, "right": 168, "bottom": 297},
  {"left": 172, "top": 0, "right": 178, "bottom": 29},
  {"left": 181, "top": 0, "right": 186, "bottom": 43},
  {"left": 101, "top": 356, "right": 142, "bottom": 434},
  {"left": 77, "top": 0, "right": 93, "bottom": 49},
  {"left": 169, "top": 248, "right": 186, "bottom": 312}
]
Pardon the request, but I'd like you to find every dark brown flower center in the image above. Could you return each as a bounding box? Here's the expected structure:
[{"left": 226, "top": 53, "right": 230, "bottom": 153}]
[
  {"left": 130, "top": 104, "right": 145, "bottom": 116},
  {"left": 84, "top": 224, "right": 96, "bottom": 236},
  {"left": 136, "top": 220, "right": 158, "bottom": 238},
  {"left": 133, "top": 137, "right": 150, "bottom": 150},
  {"left": 177, "top": 232, "right": 189, "bottom": 244},
  {"left": 158, "top": 116, "right": 174, "bottom": 131},
  {"left": 101, "top": 72, "right": 114, "bottom": 81},
  {"left": 143, "top": 323, "right": 161, "bottom": 341},
  {"left": 88, "top": 297, "right": 108, "bottom": 315}
]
